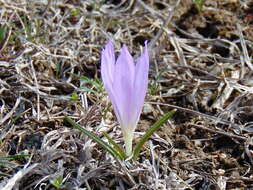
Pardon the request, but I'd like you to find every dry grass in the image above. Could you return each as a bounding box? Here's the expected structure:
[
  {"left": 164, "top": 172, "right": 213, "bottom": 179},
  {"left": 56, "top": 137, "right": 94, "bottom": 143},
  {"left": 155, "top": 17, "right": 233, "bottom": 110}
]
[{"left": 1, "top": 0, "right": 253, "bottom": 189}]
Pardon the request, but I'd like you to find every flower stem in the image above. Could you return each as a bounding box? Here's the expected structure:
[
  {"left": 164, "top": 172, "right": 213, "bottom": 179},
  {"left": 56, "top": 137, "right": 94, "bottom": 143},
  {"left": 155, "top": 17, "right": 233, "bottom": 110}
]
[{"left": 123, "top": 131, "right": 134, "bottom": 157}]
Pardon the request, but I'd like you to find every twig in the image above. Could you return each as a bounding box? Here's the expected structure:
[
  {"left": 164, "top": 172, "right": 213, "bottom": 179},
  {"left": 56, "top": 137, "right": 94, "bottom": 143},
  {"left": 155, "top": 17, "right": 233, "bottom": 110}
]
[
  {"left": 188, "top": 123, "right": 247, "bottom": 141},
  {"left": 237, "top": 23, "right": 253, "bottom": 71},
  {"left": 0, "top": 97, "right": 20, "bottom": 126},
  {"left": 137, "top": 0, "right": 181, "bottom": 54},
  {"left": 147, "top": 102, "right": 244, "bottom": 131},
  {"left": 30, "top": 60, "right": 40, "bottom": 121}
]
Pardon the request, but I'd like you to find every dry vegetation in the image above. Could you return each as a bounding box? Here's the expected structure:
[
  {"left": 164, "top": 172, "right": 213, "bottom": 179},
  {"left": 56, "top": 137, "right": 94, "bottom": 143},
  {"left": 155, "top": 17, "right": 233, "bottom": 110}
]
[{"left": 1, "top": 0, "right": 253, "bottom": 189}]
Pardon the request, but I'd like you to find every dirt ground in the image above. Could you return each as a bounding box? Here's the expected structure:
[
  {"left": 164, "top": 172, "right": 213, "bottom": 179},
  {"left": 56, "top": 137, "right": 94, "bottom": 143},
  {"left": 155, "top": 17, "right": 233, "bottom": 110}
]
[{"left": 1, "top": 0, "right": 253, "bottom": 189}]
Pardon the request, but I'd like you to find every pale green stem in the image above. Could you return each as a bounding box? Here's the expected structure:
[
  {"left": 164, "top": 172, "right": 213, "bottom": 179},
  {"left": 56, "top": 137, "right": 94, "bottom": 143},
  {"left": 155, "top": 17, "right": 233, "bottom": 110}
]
[{"left": 123, "top": 131, "right": 134, "bottom": 157}]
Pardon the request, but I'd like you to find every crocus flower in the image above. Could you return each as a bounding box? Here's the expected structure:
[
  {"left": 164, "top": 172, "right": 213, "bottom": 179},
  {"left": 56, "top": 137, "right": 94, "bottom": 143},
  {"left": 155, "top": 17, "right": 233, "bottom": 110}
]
[{"left": 101, "top": 40, "right": 149, "bottom": 156}]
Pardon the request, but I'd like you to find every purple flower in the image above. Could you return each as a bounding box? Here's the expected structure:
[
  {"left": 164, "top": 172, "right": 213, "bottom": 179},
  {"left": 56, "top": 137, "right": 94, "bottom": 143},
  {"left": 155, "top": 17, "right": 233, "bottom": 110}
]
[{"left": 101, "top": 40, "right": 149, "bottom": 156}]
